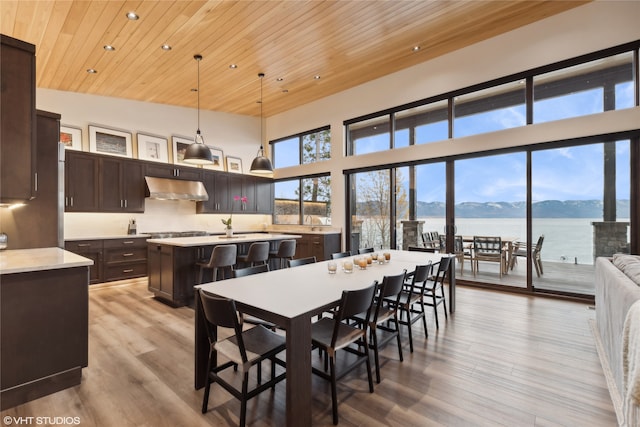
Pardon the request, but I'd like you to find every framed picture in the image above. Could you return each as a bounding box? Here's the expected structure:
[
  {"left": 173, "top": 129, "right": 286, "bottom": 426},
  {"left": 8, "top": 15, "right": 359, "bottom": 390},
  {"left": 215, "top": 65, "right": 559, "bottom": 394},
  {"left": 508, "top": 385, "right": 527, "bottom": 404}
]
[
  {"left": 137, "top": 132, "right": 169, "bottom": 163},
  {"left": 89, "top": 125, "right": 132, "bottom": 158},
  {"left": 226, "top": 156, "right": 243, "bottom": 174},
  {"left": 172, "top": 135, "right": 194, "bottom": 165},
  {"left": 60, "top": 125, "right": 83, "bottom": 150},
  {"left": 204, "top": 146, "right": 225, "bottom": 171}
]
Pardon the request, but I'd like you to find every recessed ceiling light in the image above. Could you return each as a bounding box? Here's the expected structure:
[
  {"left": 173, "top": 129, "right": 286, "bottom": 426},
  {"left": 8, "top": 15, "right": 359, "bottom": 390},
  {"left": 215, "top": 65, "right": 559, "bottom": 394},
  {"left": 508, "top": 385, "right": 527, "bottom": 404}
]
[
  {"left": 103, "top": 45, "right": 115, "bottom": 51},
  {"left": 86, "top": 68, "right": 98, "bottom": 74},
  {"left": 161, "top": 44, "right": 172, "bottom": 51},
  {"left": 126, "top": 12, "right": 139, "bottom": 20},
  {"left": 313, "top": 75, "right": 321, "bottom": 80},
  {"left": 229, "top": 64, "right": 238, "bottom": 69},
  {"left": 412, "top": 45, "right": 421, "bottom": 52},
  {"left": 282, "top": 89, "right": 289, "bottom": 93},
  {"left": 276, "top": 77, "right": 284, "bottom": 82}
]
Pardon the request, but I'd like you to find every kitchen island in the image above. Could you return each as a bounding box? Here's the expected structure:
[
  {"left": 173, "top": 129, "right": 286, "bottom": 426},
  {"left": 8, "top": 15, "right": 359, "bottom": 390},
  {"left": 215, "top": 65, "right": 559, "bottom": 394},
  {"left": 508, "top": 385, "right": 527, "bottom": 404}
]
[
  {"left": 146, "top": 233, "right": 301, "bottom": 307},
  {"left": 0, "top": 248, "right": 92, "bottom": 410}
]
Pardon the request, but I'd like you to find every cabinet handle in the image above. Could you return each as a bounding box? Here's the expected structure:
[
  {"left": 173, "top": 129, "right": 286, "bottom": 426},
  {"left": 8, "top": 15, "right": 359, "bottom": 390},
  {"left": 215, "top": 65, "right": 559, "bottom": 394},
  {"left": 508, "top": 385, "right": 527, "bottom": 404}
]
[
  {"left": 65, "top": 196, "right": 68, "bottom": 206},
  {"left": 122, "top": 241, "right": 134, "bottom": 245},
  {"left": 124, "top": 200, "right": 128, "bottom": 208},
  {"left": 78, "top": 243, "right": 91, "bottom": 247},
  {"left": 70, "top": 196, "right": 74, "bottom": 207},
  {"left": 123, "top": 269, "right": 134, "bottom": 273},
  {"left": 122, "top": 253, "right": 134, "bottom": 257},
  {"left": 34, "top": 172, "right": 38, "bottom": 192}
]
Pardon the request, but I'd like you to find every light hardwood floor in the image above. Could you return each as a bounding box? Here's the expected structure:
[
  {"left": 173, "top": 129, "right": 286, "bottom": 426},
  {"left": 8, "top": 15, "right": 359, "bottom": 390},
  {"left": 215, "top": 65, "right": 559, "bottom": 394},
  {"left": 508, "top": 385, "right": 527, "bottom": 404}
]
[{"left": 1, "top": 278, "right": 616, "bottom": 426}]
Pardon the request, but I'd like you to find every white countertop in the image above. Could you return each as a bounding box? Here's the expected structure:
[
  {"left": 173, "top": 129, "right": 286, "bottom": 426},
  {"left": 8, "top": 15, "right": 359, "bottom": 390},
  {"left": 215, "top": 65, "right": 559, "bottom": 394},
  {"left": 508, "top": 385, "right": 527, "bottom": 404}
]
[
  {"left": 65, "top": 234, "right": 149, "bottom": 241},
  {"left": 0, "top": 247, "right": 94, "bottom": 275},
  {"left": 146, "top": 233, "right": 302, "bottom": 247}
]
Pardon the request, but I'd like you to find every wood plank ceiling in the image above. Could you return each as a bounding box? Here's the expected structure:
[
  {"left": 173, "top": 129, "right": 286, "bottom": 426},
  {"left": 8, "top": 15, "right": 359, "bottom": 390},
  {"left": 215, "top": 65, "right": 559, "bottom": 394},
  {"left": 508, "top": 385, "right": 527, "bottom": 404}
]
[{"left": 0, "top": 1, "right": 589, "bottom": 117}]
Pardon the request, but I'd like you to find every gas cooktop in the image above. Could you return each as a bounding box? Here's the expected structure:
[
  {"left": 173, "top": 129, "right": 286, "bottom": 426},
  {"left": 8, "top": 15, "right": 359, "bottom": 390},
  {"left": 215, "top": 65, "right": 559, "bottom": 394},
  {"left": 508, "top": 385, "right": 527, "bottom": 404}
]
[{"left": 145, "top": 231, "right": 209, "bottom": 239}]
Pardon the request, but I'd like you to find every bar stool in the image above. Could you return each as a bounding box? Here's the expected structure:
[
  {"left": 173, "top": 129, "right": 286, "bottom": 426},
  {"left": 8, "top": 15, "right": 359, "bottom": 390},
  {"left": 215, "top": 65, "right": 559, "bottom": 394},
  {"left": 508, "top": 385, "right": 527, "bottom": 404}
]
[
  {"left": 268, "top": 239, "right": 297, "bottom": 269},
  {"left": 236, "top": 241, "right": 269, "bottom": 267},
  {"left": 196, "top": 244, "right": 237, "bottom": 284}
]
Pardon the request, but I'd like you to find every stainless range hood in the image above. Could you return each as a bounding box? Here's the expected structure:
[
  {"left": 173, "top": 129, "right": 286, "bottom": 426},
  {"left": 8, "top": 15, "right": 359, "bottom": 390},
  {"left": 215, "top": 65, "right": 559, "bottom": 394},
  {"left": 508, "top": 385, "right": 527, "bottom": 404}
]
[{"left": 144, "top": 176, "right": 209, "bottom": 201}]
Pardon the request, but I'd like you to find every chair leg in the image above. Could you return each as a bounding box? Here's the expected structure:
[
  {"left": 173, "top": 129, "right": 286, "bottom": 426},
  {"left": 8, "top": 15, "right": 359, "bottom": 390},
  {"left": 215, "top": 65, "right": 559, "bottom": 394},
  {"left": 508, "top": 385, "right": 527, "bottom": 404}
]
[
  {"left": 363, "top": 336, "right": 374, "bottom": 394},
  {"left": 440, "top": 286, "right": 448, "bottom": 319},
  {"left": 330, "top": 356, "right": 338, "bottom": 425},
  {"left": 432, "top": 293, "right": 439, "bottom": 329},
  {"left": 240, "top": 372, "right": 249, "bottom": 427},
  {"left": 371, "top": 326, "right": 381, "bottom": 384},
  {"left": 394, "top": 316, "right": 403, "bottom": 363},
  {"left": 201, "top": 351, "right": 213, "bottom": 414},
  {"left": 419, "top": 300, "right": 428, "bottom": 338},
  {"left": 405, "top": 307, "right": 414, "bottom": 352}
]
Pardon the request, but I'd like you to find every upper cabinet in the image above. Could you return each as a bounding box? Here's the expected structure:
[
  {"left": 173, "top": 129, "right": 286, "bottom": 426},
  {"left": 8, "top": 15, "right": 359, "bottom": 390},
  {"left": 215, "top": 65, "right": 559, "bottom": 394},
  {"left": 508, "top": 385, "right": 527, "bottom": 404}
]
[
  {"left": 0, "top": 35, "right": 36, "bottom": 205},
  {"left": 145, "top": 163, "right": 202, "bottom": 181},
  {"left": 65, "top": 151, "right": 100, "bottom": 212}
]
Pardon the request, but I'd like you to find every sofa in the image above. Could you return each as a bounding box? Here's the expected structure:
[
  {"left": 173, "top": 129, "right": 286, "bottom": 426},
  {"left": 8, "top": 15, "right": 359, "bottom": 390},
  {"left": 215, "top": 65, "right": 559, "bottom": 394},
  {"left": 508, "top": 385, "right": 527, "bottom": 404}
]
[{"left": 595, "top": 254, "right": 640, "bottom": 426}]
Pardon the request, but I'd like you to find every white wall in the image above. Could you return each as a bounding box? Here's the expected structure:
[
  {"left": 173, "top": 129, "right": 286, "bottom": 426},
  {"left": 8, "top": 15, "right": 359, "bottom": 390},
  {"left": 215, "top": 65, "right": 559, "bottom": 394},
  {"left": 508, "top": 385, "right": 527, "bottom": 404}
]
[{"left": 266, "top": 1, "right": 640, "bottom": 243}]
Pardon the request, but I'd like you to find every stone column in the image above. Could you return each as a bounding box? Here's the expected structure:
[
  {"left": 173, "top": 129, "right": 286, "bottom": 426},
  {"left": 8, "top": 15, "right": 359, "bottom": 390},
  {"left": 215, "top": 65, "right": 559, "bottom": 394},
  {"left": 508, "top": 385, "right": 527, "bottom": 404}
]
[
  {"left": 401, "top": 220, "right": 424, "bottom": 250},
  {"left": 592, "top": 221, "right": 629, "bottom": 260}
]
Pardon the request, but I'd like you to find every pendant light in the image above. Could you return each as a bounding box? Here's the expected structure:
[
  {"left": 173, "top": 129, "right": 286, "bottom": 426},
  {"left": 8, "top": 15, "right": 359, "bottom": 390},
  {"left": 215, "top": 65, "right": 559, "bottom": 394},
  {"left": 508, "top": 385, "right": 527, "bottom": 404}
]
[
  {"left": 183, "top": 54, "right": 213, "bottom": 165},
  {"left": 249, "top": 72, "right": 273, "bottom": 174}
]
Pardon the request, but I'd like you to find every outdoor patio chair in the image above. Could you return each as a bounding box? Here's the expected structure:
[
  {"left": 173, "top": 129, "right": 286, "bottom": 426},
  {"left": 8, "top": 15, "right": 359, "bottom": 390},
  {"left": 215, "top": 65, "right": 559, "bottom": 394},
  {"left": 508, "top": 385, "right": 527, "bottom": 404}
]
[
  {"left": 472, "top": 236, "right": 507, "bottom": 277},
  {"left": 509, "top": 234, "right": 545, "bottom": 277}
]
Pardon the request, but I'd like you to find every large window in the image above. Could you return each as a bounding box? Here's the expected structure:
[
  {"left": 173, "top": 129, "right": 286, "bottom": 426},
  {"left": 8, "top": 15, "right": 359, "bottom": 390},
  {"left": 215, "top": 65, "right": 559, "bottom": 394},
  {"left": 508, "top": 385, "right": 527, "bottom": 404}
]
[
  {"left": 274, "top": 174, "right": 331, "bottom": 225},
  {"left": 272, "top": 126, "right": 330, "bottom": 168},
  {"left": 346, "top": 45, "right": 637, "bottom": 156}
]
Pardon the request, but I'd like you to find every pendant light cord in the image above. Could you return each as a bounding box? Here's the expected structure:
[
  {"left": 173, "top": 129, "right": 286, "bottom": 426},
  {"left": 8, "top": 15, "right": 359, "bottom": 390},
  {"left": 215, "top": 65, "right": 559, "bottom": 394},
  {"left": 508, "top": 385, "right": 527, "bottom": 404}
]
[
  {"left": 259, "top": 72, "right": 264, "bottom": 151},
  {"left": 195, "top": 54, "right": 202, "bottom": 132}
]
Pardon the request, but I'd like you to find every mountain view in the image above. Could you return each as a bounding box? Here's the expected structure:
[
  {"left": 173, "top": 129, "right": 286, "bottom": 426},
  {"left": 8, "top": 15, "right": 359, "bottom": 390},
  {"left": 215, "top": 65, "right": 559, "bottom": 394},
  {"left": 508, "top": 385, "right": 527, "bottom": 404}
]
[{"left": 415, "top": 200, "right": 630, "bottom": 218}]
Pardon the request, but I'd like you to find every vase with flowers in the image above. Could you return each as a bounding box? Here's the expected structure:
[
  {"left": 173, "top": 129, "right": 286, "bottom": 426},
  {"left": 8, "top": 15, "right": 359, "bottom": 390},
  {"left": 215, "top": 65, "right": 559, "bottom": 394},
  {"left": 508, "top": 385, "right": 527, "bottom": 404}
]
[{"left": 221, "top": 195, "right": 247, "bottom": 237}]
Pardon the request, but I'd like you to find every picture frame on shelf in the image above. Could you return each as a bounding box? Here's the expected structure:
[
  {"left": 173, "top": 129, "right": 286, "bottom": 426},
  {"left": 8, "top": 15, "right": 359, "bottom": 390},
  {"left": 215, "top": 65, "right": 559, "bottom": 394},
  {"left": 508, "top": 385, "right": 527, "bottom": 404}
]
[
  {"left": 225, "top": 156, "right": 243, "bottom": 174},
  {"left": 172, "top": 135, "right": 194, "bottom": 165},
  {"left": 89, "top": 125, "right": 133, "bottom": 158},
  {"left": 60, "top": 125, "right": 83, "bottom": 151},
  {"left": 204, "top": 146, "right": 225, "bottom": 171},
  {"left": 137, "top": 132, "right": 169, "bottom": 163}
]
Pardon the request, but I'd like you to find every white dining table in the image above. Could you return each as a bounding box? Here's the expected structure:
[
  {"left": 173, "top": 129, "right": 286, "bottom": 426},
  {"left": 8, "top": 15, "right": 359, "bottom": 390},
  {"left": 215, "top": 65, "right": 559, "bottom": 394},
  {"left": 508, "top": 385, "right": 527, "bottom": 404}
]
[{"left": 194, "top": 249, "right": 455, "bottom": 426}]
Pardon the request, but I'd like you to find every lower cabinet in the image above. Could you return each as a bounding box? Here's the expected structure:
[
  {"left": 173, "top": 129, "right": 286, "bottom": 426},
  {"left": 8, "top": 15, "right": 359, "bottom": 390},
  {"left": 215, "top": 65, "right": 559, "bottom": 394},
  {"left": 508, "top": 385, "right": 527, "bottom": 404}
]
[
  {"left": 148, "top": 243, "right": 199, "bottom": 307},
  {"left": 65, "top": 237, "right": 148, "bottom": 284},
  {"left": 294, "top": 233, "right": 341, "bottom": 262}
]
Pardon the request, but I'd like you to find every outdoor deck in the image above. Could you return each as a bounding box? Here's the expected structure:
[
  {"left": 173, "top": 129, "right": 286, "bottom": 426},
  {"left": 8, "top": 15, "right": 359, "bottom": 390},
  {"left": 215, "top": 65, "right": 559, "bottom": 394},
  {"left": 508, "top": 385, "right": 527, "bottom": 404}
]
[{"left": 456, "top": 257, "right": 596, "bottom": 296}]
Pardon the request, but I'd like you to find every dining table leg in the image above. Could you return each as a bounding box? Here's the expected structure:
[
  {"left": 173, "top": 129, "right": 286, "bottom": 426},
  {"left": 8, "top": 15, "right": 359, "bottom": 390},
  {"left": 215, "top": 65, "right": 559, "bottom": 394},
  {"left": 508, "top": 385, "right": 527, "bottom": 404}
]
[{"left": 284, "top": 313, "right": 313, "bottom": 427}]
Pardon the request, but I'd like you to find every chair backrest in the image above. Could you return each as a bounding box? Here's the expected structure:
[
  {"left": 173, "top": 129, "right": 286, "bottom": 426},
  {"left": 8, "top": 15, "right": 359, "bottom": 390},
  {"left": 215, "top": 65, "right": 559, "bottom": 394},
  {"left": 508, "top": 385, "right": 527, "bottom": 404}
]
[
  {"left": 232, "top": 264, "right": 269, "bottom": 278},
  {"left": 430, "top": 257, "right": 452, "bottom": 288},
  {"left": 473, "top": 236, "right": 502, "bottom": 254},
  {"left": 534, "top": 235, "right": 545, "bottom": 253},
  {"left": 288, "top": 256, "right": 317, "bottom": 267},
  {"left": 358, "top": 247, "right": 374, "bottom": 254},
  {"left": 408, "top": 246, "right": 437, "bottom": 253},
  {"left": 198, "top": 290, "right": 248, "bottom": 362},
  {"left": 276, "top": 239, "right": 297, "bottom": 258},
  {"left": 245, "top": 241, "right": 270, "bottom": 263},
  {"left": 372, "top": 272, "right": 405, "bottom": 322},
  {"left": 332, "top": 283, "right": 377, "bottom": 345},
  {"left": 209, "top": 244, "right": 237, "bottom": 268},
  {"left": 331, "top": 251, "right": 352, "bottom": 259}
]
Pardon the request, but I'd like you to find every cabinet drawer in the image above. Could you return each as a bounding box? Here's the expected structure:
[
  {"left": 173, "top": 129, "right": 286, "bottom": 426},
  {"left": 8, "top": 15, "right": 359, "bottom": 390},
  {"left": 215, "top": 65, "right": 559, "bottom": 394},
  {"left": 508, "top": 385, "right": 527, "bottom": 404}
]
[
  {"left": 104, "top": 247, "right": 147, "bottom": 264},
  {"left": 65, "top": 240, "right": 103, "bottom": 253},
  {"left": 103, "top": 237, "right": 147, "bottom": 249},
  {"left": 104, "top": 262, "right": 147, "bottom": 281}
]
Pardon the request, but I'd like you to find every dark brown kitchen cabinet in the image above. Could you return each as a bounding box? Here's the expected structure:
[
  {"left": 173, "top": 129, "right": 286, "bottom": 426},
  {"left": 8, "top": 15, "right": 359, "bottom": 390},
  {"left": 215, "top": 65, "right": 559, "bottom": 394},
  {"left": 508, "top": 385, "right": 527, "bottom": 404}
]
[
  {"left": 100, "top": 157, "right": 145, "bottom": 212},
  {"left": 65, "top": 151, "right": 100, "bottom": 212},
  {"left": 0, "top": 35, "right": 37, "bottom": 205},
  {"left": 148, "top": 243, "right": 197, "bottom": 306},
  {"left": 293, "top": 233, "right": 341, "bottom": 262},
  {"left": 103, "top": 237, "right": 147, "bottom": 281},
  {"left": 145, "top": 162, "right": 202, "bottom": 181},
  {"left": 197, "top": 170, "right": 230, "bottom": 213},
  {"left": 254, "top": 176, "right": 274, "bottom": 214},
  {"left": 65, "top": 239, "right": 103, "bottom": 284}
]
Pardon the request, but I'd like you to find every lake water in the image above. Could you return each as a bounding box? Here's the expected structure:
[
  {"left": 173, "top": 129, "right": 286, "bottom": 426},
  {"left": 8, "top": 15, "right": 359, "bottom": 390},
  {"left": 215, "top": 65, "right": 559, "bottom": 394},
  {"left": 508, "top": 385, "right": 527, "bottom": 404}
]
[{"left": 418, "top": 217, "right": 630, "bottom": 265}]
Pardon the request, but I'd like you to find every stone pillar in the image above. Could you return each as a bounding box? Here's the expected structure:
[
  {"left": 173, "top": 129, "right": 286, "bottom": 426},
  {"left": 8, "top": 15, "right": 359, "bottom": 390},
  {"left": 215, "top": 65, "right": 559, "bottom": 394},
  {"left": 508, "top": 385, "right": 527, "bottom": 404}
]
[
  {"left": 592, "top": 221, "right": 629, "bottom": 260},
  {"left": 401, "top": 220, "right": 424, "bottom": 250}
]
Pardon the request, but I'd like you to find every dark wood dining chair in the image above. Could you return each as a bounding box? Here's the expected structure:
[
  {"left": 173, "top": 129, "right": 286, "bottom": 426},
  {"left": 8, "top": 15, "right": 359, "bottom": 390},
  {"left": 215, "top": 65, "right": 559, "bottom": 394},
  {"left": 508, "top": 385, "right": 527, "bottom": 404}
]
[
  {"left": 198, "top": 290, "right": 286, "bottom": 427},
  {"left": 360, "top": 271, "right": 405, "bottom": 383},
  {"left": 423, "top": 257, "right": 451, "bottom": 329},
  {"left": 311, "top": 283, "right": 377, "bottom": 425},
  {"left": 287, "top": 256, "right": 317, "bottom": 267},
  {"left": 358, "top": 247, "right": 374, "bottom": 254},
  {"left": 395, "top": 263, "right": 433, "bottom": 351},
  {"left": 331, "top": 251, "right": 352, "bottom": 259},
  {"left": 232, "top": 264, "right": 276, "bottom": 331}
]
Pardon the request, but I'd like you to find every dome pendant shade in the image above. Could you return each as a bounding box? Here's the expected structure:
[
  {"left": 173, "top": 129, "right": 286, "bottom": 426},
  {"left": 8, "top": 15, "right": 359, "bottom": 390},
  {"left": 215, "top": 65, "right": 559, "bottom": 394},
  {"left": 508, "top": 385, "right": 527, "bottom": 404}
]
[
  {"left": 183, "top": 54, "right": 213, "bottom": 165},
  {"left": 250, "top": 73, "right": 273, "bottom": 174}
]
